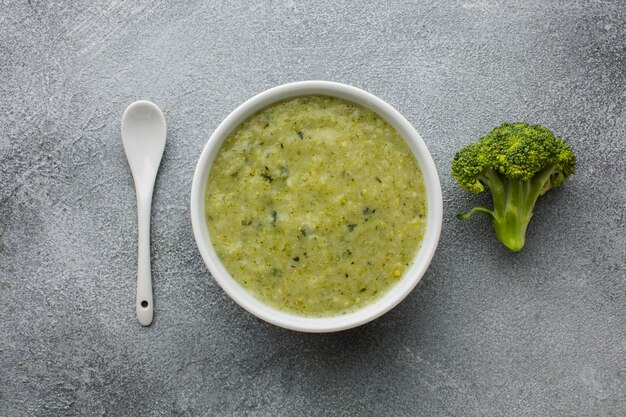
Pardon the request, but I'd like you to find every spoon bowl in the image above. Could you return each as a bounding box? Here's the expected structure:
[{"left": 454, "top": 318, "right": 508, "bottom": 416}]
[{"left": 122, "top": 101, "right": 167, "bottom": 179}]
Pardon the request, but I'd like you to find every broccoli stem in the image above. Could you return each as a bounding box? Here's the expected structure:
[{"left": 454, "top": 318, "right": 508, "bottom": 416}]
[
  {"left": 480, "top": 169, "right": 505, "bottom": 214},
  {"left": 491, "top": 179, "right": 533, "bottom": 251},
  {"left": 459, "top": 167, "right": 557, "bottom": 251},
  {"left": 456, "top": 206, "right": 494, "bottom": 220}
]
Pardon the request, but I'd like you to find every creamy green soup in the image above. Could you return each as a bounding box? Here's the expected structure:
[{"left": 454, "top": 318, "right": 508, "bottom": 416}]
[{"left": 205, "top": 96, "right": 426, "bottom": 317}]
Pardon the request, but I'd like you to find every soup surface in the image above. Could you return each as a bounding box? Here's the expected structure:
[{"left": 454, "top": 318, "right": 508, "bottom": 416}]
[{"left": 205, "top": 95, "right": 426, "bottom": 316}]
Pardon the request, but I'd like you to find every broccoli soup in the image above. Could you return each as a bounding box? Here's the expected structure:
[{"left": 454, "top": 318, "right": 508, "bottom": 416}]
[{"left": 205, "top": 96, "right": 426, "bottom": 317}]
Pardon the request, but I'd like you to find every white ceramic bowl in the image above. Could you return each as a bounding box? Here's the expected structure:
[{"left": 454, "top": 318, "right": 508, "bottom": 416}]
[{"left": 191, "top": 81, "right": 442, "bottom": 333}]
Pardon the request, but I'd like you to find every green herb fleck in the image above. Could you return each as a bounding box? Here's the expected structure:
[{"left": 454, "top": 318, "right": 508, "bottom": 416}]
[
  {"left": 347, "top": 224, "right": 357, "bottom": 232},
  {"left": 296, "top": 131, "right": 304, "bottom": 139}
]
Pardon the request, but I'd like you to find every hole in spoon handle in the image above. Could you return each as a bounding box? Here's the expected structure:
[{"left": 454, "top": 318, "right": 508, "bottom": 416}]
[{"left": 137, "top": 295, "right": 153, "bottom": 326}]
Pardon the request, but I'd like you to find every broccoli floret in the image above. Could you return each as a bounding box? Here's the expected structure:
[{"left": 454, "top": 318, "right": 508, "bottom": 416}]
[{"left": 452, "top": 122, "right": 576, "bottom": 251}]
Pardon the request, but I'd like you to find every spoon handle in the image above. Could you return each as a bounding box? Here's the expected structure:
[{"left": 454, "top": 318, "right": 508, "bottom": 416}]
[{"left": 136, "top": 184, "right": 154, "bottom": 326}]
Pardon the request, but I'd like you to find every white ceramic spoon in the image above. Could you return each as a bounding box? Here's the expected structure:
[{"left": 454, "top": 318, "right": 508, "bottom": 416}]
[{"left": 121, "top": 100, "right": 166, "bottom": 326}]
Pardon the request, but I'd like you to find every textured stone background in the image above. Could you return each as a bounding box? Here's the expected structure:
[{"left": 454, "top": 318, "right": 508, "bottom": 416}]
[{"left": 1, "top": 0, "right": 625, "bottom": 416}]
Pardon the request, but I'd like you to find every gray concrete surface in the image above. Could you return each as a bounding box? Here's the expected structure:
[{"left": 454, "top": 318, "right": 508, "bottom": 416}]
[{"left": 1, "top": 1, "right": 625, "bottom": 416}]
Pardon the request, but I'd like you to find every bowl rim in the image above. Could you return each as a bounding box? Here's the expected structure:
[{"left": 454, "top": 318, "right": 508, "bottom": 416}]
[{"left": 190, "top": 80, "right": 443, "bottom": 333}]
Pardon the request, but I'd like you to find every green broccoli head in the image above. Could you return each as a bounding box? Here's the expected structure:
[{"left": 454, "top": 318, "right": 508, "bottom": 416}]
[{"left": 452, "top": 123, "right": 576, "bottom": 251}]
